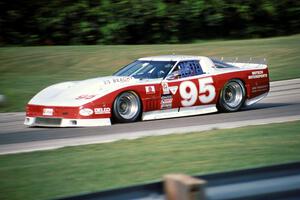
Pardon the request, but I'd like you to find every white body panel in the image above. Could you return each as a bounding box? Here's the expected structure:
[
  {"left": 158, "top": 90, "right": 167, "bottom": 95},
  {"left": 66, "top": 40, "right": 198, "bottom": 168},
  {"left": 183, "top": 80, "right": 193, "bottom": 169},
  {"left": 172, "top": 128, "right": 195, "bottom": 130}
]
[
  {"left": 228, "top": 62, "right": 268, "bottom": 69},
  {"left": 142, "top": 105, "right": 218, "bottom": 121},
  {"left": 29, "top": 76, "right": 161, "bottom": 107}
]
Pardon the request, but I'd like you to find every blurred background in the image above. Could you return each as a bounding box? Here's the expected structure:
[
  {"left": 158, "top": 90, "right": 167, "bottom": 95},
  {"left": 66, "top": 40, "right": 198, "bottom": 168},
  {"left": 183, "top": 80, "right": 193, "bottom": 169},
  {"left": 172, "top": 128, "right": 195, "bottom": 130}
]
[
  {"left": 1, "top": 1, "right": 300, "bottom": 200},
  {"left": 1, "top": 0, "right": 300, "bottom": 45},
  {"left": 0, "top": 0, "right": 300, "bottom": 112}
]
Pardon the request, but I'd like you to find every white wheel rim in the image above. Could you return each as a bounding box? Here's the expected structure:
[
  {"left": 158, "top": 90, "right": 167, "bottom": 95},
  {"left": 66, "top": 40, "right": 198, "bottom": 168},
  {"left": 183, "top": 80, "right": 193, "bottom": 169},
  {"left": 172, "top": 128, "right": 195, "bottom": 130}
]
[
  {"left": 223, "top": 82, "right": 243, "bottom": 108},
  {"left": 116, "top": 92, "right": 139, "bottom": 119}
]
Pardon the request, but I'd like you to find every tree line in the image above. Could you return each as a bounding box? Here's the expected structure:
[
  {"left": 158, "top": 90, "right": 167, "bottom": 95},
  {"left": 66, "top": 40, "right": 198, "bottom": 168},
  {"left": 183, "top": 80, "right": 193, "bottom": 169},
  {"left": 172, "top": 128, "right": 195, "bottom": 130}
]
[{"left": 1, "top": 0, "right": 300, "bottom": 45}]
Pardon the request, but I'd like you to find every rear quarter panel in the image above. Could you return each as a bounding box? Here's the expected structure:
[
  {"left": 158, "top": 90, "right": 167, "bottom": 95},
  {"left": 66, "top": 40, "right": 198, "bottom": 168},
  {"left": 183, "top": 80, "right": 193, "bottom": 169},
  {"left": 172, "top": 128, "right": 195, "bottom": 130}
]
[{"left": 213, "top": 67, "right": 270, "bottom": 100}]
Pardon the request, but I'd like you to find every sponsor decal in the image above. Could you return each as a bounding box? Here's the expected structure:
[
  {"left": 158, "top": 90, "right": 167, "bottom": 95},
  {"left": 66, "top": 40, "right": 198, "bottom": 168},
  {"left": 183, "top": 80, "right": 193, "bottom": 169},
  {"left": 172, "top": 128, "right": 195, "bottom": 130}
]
[
  {"left": 162, "top": 83, "right": 178, "bottom": 95},
  {"left": 145, "top": 86, "right": 155, "bottom": 94},
  {"left": 251, "top": 84, "right": 269, "bottom": 93},
  {"left": 248, "top": 71, "right": 268, "bottom": 79},
  {"left": 162, "top": 82, "right": 170, "bottom": 95},
  {"left": 79, "top": 108, "right": 93, "bottom": 116},
  {"left": 76, "top": 95, "right": 96, "bottom": 100},
  {"left": 161, "top": 95, "right": 173, "bottom": 109},
  {"left": 103, "top": 80, "right": 111, "bottom": 85},
  {"left": 94, "top": 107, "right": 111, "bottom": 114},
  {"left": 43, "top": 108, "right": 53, "bottom": 116},
  {"left": 104, "top": 77, "right": 134, "bottom": 85},
  {"left": 169, "top": 86, "right": 178, "bottom": 95}
]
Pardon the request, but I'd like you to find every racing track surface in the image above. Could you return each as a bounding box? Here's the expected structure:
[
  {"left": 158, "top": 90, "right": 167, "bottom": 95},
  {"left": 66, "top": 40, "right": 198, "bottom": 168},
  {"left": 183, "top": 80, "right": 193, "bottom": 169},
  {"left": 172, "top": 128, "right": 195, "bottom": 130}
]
[{"left": 0, "top": 78, "right": 300, "bottom": 154}]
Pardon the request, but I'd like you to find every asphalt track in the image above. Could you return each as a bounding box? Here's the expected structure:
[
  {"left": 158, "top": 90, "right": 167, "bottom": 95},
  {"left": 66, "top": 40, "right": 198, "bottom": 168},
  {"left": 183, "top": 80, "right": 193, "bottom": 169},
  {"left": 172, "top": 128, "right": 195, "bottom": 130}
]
[{"left": 0, "top": 78, "right": 300, "bottom": 155}]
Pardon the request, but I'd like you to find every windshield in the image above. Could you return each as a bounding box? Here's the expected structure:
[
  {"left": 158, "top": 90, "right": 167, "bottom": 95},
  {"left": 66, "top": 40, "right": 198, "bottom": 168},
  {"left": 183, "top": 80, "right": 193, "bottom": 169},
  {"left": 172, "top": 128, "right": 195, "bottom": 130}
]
[{"left": 114, "top": 60, "right": 176, "bottom": 79}]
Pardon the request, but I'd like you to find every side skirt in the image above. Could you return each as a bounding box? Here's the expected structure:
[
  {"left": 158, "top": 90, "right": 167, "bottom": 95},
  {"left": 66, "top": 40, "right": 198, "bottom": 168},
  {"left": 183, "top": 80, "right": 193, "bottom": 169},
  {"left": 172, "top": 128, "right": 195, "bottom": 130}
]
[
  {"left": 142, "top": 105, "right": 218, "bottom": 121},
  {"left": 244, "top": 92, "right": 268, "bottom": 106}
]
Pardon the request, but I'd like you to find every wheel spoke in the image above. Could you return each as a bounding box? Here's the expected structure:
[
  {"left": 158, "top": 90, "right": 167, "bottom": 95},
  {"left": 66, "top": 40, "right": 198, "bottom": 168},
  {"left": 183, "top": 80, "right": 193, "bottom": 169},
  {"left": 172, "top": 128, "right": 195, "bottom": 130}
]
[
  {"left": 116, "top": 92, "right": 139, "bottom": 120},
  {"left": 222, "top": 81, "right": 244, "bottom": 109}
]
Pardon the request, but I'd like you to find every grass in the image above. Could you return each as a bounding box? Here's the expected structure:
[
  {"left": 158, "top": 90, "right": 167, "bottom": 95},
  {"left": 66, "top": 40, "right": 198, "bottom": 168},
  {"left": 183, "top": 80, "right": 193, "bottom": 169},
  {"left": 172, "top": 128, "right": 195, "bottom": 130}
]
[
  {"left": 0, "top": 120, "right": 299, "bottom": 200},
  {"left": 0, "top": 34, "right": 300, "bottom": 112}
]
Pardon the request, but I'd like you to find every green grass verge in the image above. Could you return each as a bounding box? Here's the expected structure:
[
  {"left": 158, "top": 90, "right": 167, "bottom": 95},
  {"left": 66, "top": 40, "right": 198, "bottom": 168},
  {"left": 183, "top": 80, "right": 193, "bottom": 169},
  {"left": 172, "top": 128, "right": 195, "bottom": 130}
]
[
  {"left": 0, "top": 120, "right": 300, "bottom": 200},
  {"left": 0, "top": 34, "right": 300, "bottom": 112}
]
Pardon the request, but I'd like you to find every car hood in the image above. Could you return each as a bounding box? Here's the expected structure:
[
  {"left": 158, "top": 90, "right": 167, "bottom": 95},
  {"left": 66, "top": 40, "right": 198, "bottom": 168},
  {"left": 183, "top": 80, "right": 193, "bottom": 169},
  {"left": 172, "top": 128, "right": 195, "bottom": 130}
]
[{"left": 29, "top": 76, "right": 161, "bottom": 107}]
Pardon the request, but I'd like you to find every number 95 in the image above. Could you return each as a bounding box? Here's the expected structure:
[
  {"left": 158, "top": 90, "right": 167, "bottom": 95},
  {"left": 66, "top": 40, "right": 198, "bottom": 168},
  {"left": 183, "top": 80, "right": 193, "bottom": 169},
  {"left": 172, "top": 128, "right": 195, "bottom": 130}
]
[{"left": 180, "top": 77, "right": 216, "bottom": 107}]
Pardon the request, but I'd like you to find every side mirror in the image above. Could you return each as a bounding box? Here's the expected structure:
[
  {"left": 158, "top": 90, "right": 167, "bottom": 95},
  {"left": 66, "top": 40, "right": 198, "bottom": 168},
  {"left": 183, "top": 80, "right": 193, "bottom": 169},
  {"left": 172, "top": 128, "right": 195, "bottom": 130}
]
[{"left": 166, "top": 72, "right": 178, "bottom": 80}]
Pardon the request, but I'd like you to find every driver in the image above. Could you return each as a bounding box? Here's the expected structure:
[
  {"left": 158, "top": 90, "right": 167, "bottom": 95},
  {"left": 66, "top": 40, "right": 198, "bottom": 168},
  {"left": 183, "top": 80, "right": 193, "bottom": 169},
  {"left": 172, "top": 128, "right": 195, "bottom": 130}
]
[{"left": 157, "top": 63, "right": 175, "bottom": 78}]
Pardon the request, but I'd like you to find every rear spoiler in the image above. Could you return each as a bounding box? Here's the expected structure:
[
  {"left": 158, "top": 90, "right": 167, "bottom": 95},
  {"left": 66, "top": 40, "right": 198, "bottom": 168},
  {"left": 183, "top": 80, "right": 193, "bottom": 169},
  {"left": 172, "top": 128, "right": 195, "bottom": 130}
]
[{"left": 211, "top": 57, "right": 268, "bottom": 69}]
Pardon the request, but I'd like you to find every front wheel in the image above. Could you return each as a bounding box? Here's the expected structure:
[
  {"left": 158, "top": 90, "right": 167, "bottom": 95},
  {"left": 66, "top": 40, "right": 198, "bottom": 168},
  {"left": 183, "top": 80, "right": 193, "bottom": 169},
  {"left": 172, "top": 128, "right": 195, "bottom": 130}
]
[
  {"left": 218, "top": 79, "right": 246, "bottom": 112},
  {"left": 113, "top": 91, "right": 141, "bottom": 123}
]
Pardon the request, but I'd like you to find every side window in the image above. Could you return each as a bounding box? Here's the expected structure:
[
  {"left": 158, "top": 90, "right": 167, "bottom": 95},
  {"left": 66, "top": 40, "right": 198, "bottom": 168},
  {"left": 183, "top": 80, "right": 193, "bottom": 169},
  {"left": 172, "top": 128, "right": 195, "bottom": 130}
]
[
  {"left": 178, "top": 60, "right": 203, "bottom": 78},
  {"left": 211, "top": 59, "right": 236, "bottom": 68}
]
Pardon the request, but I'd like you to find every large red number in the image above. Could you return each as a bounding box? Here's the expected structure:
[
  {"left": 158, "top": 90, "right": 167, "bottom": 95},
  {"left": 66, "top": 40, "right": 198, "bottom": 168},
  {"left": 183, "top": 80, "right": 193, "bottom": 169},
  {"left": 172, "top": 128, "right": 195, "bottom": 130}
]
[{"left": 179, "top": 77, "right": 216, "bottom": 107}]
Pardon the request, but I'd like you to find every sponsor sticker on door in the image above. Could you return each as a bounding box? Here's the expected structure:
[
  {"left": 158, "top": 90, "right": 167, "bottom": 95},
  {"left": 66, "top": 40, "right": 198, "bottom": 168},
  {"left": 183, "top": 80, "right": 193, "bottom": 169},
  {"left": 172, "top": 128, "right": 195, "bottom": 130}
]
[
  {"left": 169, "top": 86, "right": 178, "bottom": 95},
  {"left": 161, "top": 95, "right": 173, "bottom": 109},
  {"left": 162, "top": 82, "right": 170, "bottom": 95}
]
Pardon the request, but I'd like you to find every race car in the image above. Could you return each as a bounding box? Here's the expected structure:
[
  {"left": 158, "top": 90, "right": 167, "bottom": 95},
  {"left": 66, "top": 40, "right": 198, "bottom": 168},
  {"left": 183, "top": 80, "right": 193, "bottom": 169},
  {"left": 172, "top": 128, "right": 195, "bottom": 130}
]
[{"left": 24, "top": 55, "right": 269, "bottom": 127}]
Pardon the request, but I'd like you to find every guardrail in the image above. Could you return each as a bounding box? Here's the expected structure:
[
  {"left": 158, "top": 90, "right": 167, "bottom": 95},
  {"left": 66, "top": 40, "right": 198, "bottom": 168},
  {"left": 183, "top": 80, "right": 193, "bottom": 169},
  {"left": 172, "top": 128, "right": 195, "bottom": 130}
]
[{"left": 58, "top": 162, "right": 300, "bottom": 200}]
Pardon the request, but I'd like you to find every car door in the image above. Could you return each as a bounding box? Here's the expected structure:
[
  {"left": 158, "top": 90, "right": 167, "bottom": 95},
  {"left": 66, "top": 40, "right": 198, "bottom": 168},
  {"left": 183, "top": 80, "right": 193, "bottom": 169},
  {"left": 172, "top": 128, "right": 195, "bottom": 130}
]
[{"left": 160, "top": 60, "right": 217, "bottom": 110}]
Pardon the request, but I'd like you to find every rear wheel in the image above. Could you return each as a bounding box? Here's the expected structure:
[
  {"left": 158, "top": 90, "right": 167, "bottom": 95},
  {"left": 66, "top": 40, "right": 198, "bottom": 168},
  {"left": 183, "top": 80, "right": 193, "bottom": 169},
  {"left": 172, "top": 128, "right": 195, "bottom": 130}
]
[
  {"left": 113, "top": 91, "right": 141, "bottom": 122},
  {"left": 218, "top": 79, "right": 246, "bottom": 112}
]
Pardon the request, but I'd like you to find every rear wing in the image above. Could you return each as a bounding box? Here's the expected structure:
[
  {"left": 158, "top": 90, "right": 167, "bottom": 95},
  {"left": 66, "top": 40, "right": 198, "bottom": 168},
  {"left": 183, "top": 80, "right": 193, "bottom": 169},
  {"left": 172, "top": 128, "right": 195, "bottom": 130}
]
[{"left": 211, "top": 57, "right": 268, "bottom": 69}]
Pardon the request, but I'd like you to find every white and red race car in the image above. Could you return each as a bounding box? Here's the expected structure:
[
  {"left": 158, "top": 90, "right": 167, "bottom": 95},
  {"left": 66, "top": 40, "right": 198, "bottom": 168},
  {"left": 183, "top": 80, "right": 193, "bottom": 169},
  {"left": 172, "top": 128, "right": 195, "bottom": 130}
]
[{"left": 24, "top": 55, "right": 269, "bottom": 127}]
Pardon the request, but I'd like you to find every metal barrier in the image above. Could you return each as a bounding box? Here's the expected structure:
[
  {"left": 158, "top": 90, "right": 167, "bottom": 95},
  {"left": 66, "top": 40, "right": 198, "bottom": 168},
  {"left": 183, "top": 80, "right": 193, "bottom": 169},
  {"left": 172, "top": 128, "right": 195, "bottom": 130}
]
[{"left": 58, "top": 162, "right": 300, "bottom": 200}]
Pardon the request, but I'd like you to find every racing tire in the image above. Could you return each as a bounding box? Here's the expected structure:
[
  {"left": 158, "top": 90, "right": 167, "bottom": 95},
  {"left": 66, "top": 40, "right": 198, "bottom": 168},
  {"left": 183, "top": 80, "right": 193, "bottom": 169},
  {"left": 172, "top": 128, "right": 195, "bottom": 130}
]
[
  {"left": 113, "top": 91, "right": 142, "bottom": 123},
  {"left": 218, "top": 79, "right": 246, "bottom": 112}
]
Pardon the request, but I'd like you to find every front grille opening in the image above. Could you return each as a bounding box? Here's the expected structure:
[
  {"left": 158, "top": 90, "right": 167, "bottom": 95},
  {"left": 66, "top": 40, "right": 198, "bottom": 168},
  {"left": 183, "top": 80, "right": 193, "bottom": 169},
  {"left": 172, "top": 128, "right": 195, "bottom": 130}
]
[{"left": 35, "top": 117, "right": 62, "bottom": 126}]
